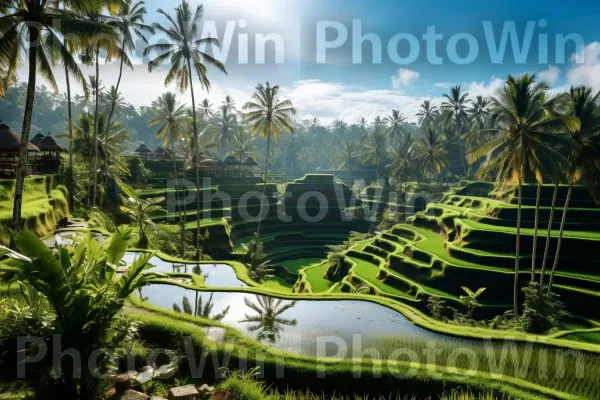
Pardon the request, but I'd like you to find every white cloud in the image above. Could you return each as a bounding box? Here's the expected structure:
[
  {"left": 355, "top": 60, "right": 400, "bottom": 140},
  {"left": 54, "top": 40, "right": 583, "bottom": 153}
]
[
  {"left": 537, "top": 65, "right": 560, "bottom": 85},
  {"left": 391, "top": 68, "right": 420, "bottom": 88},
  {"left": 281, "top": 79, "right": 437, "bottom": 125},
  {"left": 567, "top": 42, "right": 600, "bottom": 91},
  {"left": 463, "top": 76, "right": 505, "bottom": 98},
  {"left": 433, "top": 82, "right": 455, "bottom": 88}
]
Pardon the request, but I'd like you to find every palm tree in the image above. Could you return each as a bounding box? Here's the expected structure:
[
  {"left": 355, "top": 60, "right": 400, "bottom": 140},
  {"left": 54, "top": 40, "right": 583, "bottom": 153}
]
[
  {"left": 106, "top": 0, "right": 153, "bottom": 137},
  {"left": 385, "top": 109, "right": 407, "bottom": 144},
  {"left": 231, "top": 128, "right": 257, "bottom": 162},
  {"left": 173, "top": 293, "right": 230, "bottom": 321},
  {"left": 0, "top": 0, "right": 113, "bottom": 236},
  {"left": 121, "top": 196, "right": 165, "bottom": 248},
  {"left": 243, "top": 82, "right": 296, "bottom": 235},
  {"left": 469, "top": 75, "right": 579, "bottom": 316},
  {"left": 414, "top": 128, "right": 447, "bottom": 182},
  {"left": 389, "top": 134, "right": 415, "bottom": 192},
  {"left": 460, "top": 286, "right": 486, "bottom": 319},
  {"left": 148, "top": 92, "right": 189, "bottom": 256},
  {"left": 361, "top": 130, "right": 388, "bottom": 179},
  {"left": 215, "top": 103, "right": 237, "bottom": 150},
  {"left": 416, "top": 100, "right": 439, "bottom": 129},
  {"left": 468, "top": 96, "right": 491, "bottom": 131},
  {"left": 198, "top": 98, "right": 215, "bottom": 121},
  {"left": 547, "top": 86, "right": 600, "bottom": 292},
  {"left": 441, "top": 86, "right": 470, "bottom": 175},
  {"left": 145, "top": 0, "right": 226, "bottom": 260},
  {"left": 241, "top": 296, "right": 297, "bottom": 343},
  {"left": 101, "top": 86, "right": 126, "bottom": 179},
  {"left": 335, "top": 141, "right": 359, "bottom": 170}
]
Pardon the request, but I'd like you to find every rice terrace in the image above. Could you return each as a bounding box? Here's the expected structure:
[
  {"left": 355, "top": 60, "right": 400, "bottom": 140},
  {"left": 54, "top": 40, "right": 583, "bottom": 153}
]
[{"left": 2, "top": 0, "right": 600, "bottom": 399}]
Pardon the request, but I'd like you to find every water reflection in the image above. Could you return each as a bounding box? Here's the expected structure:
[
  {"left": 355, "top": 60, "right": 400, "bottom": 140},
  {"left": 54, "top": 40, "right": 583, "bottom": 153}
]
[
  {"left": 122, "top": 252, "right": 246, "bottom": 287},
  {"left": 240, "top": 296, "right": 297, "bottom": 343},
  {"left": 172, "top": 293, "right": 230, "bottom": 321}
]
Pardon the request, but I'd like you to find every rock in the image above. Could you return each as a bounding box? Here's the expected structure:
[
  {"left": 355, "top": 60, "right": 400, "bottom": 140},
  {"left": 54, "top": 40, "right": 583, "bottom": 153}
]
[
  {"left": 167, "top": 385, "right": 199, "bottom": 400},
  {"left": 197, "top": 384, "right": 215, "bottom": 397},
  {"left": 209, "top": 390, "right": 231, "bottom": 400},
  {"left": 114, "top": 371, "right": 137, "bottom": 393},
  {"left": 120, "top": 390, "right": 149, "bottom": 400},
  {"left": 104, "top": 387, "right": 117, "bottom": 399}
]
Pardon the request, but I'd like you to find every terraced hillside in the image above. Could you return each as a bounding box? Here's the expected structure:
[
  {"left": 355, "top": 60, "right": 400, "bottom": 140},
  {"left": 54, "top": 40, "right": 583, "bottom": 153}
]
[{"left": 296, "top": 181, "right": 600, "bottom": 319}]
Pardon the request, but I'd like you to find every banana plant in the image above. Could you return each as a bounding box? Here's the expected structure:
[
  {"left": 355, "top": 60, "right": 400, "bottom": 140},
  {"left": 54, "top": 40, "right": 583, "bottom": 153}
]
[{"left": 0, "top": 226, "right": 163, "bottom": 399}]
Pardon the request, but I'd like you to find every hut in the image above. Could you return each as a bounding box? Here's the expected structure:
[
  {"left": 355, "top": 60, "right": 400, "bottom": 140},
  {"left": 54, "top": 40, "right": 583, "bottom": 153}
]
[
  {"left": 0, "top": 123, "right": 40, "bottom": 178},
  {"left": 35, "top": 135, "right": 67, "bottom": 173},
  {"left": 30, "top": 132, "right": 46, "bottom": 147},
  {"left": 154, "top": 147, "right": 172, "bottom": 160},
  {"left": 134, "top": 144, "right": 153, "bottom": 160},
  {"left": 243, "top": 156, "right": 258, "bottom": 169},
  {"left": 223, "top": 156, "right": 242, "bottom": 176}
]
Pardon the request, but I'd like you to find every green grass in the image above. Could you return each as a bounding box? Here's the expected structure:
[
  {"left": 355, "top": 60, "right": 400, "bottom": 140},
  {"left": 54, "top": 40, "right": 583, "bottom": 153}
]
[
  {"left": 303, "top": 262, "right": 335, "bottom": 292},
  {"left": 279, "top": 258, "right": 323, "bottom": 274}
]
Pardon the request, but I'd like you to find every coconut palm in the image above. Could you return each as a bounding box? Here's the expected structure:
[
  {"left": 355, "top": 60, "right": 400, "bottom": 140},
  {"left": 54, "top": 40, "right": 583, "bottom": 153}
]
[
  {"left": 198, "top": 98, "right": 215, "bottom": 121},
  {"left": 388, "top": 133, "right": 415, "bottom": 192},
  {"left": 414, "top": 128, "right": 446, "bottom": 181},
  {"left": 106, "top": 0, "right": 154, "bottom": 137},
  {"left": 215, "top": 103, "right": 237, "bottom": 150},
  {"left": 173, "top": 293, "right": 230, "bottom": 321},
  {"left": 469, "top": 74, "right": 579, "bottom": 316},
  {"left": 547, "top": 86, "right": 600, "bottom": 292},
  {"left": 385, "top": 109, "right": 407, "bottom": 144},
  {"left": 335, "top": 141, "right": 359, "bottom": 170},
  {"left": 243, "top": 82, "right": 296, "bottom": 235},
  {"left": 0, "top": 0, "right": 115, "bottom": 235},
  {"left": 148, "top": 92, "right": 189, "bottom": 255},
  {"left": 416, "top": 100, "right": 439, "bottom": 129},
  {"left": 121, "top": 196, "right": 165, "bottom": 248},
  {"left": 240, "top": 296, "right": 297, "bottom": 343},
  {"left": 231, "top": 128, "right": 257, "bottom": 162},
  {"left": 441, "top": 86, "right": 471, "bottom": 175},
  {"left": 145, "top": 0, "right": 226, "bottom": 260},
  {"left": 361, "top": 130, "right": 388, "bottom": 178}
]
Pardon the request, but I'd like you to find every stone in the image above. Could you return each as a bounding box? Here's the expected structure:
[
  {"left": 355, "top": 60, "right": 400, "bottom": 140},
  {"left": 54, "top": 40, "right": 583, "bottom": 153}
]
[
  {"left": 197, "top": 384, "right": 215, "bottom": 397},
  {"left": 120, "top": 390, "right": 149, "bottom": 400},
  {"left": 209, "top": 391, "right": 231, "bottom": 400},
  {"left": 167, "top": 385, "right": 200, "bottom": 400},
  {"left": 114, "top": 371, "right": 137, "bottom": 393},
  {"left": 104, "top": 387, "right": 117, "bottom": 399}
]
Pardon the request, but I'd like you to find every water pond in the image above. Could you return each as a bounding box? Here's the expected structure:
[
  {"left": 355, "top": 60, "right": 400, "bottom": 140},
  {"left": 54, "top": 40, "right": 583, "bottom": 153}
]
[{"left": 123, "top": 252, "right": 246, "bottom": 288}]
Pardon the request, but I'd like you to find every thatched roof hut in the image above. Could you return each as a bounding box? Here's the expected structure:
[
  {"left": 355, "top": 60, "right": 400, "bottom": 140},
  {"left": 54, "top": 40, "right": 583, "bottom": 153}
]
[
  {"left": 199, "top": 158, "right": 226, "bottom": 168},
  {"left": 223, "top": 156, "right": 242, "bottom": 166},
  {"left": 134, "top": 144, "right": 152, "bottom": 154},
  {"left": 0, "top": 124, "right": 40, "bottom": 152},
  {"left": 243, "top": 157, "right": 258, "bottom": 166},
  {"left": 30, "top": 133, "right": 45, "bottom": 146},
  {"left": 38, "top": 135, "right": 67, "bottom": 153}
]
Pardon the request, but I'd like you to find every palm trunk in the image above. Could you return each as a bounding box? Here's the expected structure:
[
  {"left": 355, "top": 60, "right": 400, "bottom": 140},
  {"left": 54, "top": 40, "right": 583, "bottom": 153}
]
[
  {"left": 514, "top": 178, "right": 523, "bottom": 318},
  {"left": 104, "top": 39, "right": 126, "bottom": 181},
  {"left": 186, "top": 59, "right": 202, "bottom": 261},
  {"left": 548, "top": 183, "right": 572, "bottom": 293},
  {"left": 530, "top": 181, "right": 541, "bottom": 283},
  {"left": 172, "top": 140, "right": 184, "bottom": 258},
  {"left": 91, "top": 50, "right": 100, "bottom": 207},
  {"left": 539, "top": 182, "right": 558, "bottom": 286},
  {"left": 257, "top": 128, "right": 271, "bottom": 237},
  {"left": 65, "top": 63, "right": 74, "bottom": 210},
  {"left": 11, "top": 27, "right": 38, "bottom": 241}
]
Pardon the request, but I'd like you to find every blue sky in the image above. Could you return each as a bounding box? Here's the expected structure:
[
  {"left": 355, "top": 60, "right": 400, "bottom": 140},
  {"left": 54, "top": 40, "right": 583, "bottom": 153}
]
[{"left": 46, "top": 0, "right": 600, "bottom": 124}]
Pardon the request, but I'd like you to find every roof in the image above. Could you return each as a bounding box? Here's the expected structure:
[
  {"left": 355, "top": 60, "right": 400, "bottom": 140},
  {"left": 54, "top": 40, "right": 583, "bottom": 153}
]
[
  {"left": 134, "top": 144, "right": 152, "bottom": 153},
  {"left": 199, "top": 158, "right": 226, "bottom": 168},
  {"left": 0, "top": 124, "right": 40, "bottom": 152},
  {"left": 243, "top": 156, "right": 258, "bottom": 166},
  {"left": 154, "top": 147, "right": 167, "bottom": 153},
  {"left": 30, "top": 133, "right": 45, "bottom": 146},
  {"left": 223, "top": 156, "right": 242, "bottom": 166},
  {"left": 38, "top": 135, "right": 67, "bottom": 152}
]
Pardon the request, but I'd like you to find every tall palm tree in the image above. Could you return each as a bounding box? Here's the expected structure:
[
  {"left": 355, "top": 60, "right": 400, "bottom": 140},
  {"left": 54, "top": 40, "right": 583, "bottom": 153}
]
[
  {"left": 469, "top": 75, "right": 578, "bottom": 316},
  {"left": 334, "top": 141, "right": 359, "bottom": 170},
  {"left": 105, "top": 0, "right": 153, "bottom": 137},
  {"left": 441, "top": 86, "right": 470, "bottom": 175},
  {"left": 231, "top": 128, "right": 257, "bottom": 162},
  {"left": 414, "top": 128, "right": 447, "bottom": 181},
  {"left": 148, "top": 92, "right": 189, "bottom": 256},
  {"left": 0, "top": 0, "right": 113, "bottom": 236},
  {"left": 101, "top": 85, "right": 126, "bottom": 178},
  {"left": 361, "top": 130, "right": 388, "bottom": 179},
  {"left": 416, "top": 100, "right": 438, "bottom": 129},
  {"left": 468, "top": 96, "right": 491, "bottom": 131},
  {"left": 547, "top": 86, "right": 600, "bottom": 292},
  {"left": 385, "top": 109, "right": 407, "bottom": 144},
  {"left": 145, "top": 0, "right": 226, "bottom": 260},
  {"left": 389, "top": 133, "right": 415, "bottom": 192},
  {"left": 215, "top": 103, "right": 237, "bottom": 150},
  {"left": 243, "top": 82, "right": 296, "bottom": 236},
  {"left": 198, "top": 98, "right": 215, "bottom": 121}
]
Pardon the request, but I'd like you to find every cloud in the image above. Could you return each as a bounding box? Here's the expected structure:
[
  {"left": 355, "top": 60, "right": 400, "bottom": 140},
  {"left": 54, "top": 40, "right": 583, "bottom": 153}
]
[
  {"left": 463, "top": 76, "right": 505, "bottom": 98},
  {"left": 281, "top": 79, "right": 437, "bottom": 125},
  {"left": 567, "top": 42, "right": 600, "bottom": 91},
  {"left": 391, "top": 68, "right": 420, "bottom": 88},
  {"left": 537, "top": 65, "right": 560, "bottom": 85},
  {"left": 433, "top": 82, "right": 455, "bottom": 88}
]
